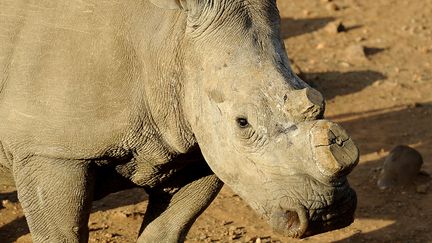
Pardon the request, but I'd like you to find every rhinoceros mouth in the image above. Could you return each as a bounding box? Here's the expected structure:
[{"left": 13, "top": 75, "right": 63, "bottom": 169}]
[
  {"left": 272, "top": 180, "right": 357, "bottom": 239},
  {"left": 303, "top": 186, "right": 357, "bottom": 237}
]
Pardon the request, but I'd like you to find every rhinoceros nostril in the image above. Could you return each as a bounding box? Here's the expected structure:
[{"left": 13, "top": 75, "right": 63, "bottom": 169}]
[
  {"left": 286, "top": 211, "right": 300, "bottom": 228},
  {"left": 286, "top": 209, "right": 309, "bottom": 238}
]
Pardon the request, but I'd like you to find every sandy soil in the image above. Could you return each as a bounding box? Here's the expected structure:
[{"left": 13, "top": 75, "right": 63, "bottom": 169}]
[{"left": 1, "top": 0, "right": 432, "bottom": 242}]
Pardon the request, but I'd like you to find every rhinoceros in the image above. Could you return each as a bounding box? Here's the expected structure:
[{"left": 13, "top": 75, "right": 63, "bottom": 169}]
[{"left": 0, "top": 0, "right": 359, "bottom": 242}]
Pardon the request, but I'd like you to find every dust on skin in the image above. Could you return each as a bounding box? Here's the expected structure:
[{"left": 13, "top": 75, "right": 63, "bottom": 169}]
[{"left": 1, "top": 0, "right": 432, "bottom": 242}]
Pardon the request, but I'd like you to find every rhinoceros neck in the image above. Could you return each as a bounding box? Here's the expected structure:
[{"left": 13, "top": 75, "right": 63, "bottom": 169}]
[{"left": 128, "top": 6, "right": 196, "bottom": 155}]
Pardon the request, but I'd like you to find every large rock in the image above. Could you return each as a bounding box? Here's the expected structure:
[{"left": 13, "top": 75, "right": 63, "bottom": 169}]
[{"left": 377, "top": 145, "right": 423, "bottom": 189}]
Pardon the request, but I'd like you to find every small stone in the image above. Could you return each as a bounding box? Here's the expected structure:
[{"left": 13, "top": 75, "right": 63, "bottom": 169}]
[
  {"left": 316, "top": 43, "right": 326, "bottom": 49},
  {"left": 325, "top": 21, "right": 346, "bottom": 34},
  {"left": 199, "top": 233, "right": 208, "bottom": 240},
  {"left": 303, "top": 10, "right": 311, "bottom": 16},
  {"left": 231, "top": 234, "right": 241, "bottom": 240},
  {"left": 339, "top": 61, "right": 352, "bottom": 68},
  {"left": 245, "top": 236, "right": 257, "bottom": 242},
  {"left": 228, "top": 226, "right": 237, "bottom": 236},
  {"left": 222, "top": 220, "right": 234, "bottom": 226},
  {"left": 255, "top": 238, "right": 262, "bottom": 243},
  {"left": 261, "top": 237, "right": 272, "bottom": 243},
  {"left": 416, "top": 182, "right": 430, "bottom": 194},
  {"left": 355, "top": 36, "right": 366, "bottom": 42},
  {"left": 1, "top": 199, "right": 11, "bottom": 207},
  {"left": 372, "top": 80, "right": 383, "bottom": 87},
  {"left": 326, "top": 3, "right": 340, "bottom": 11},
  {"left": 113, "top": 211, "right": 128, "bottom": 218},
  {"left": 105, "top": 232, "right": 121, "bottom": 239},
  {"left": 345, "top": 44, "right": 368, "bottom": 62}
]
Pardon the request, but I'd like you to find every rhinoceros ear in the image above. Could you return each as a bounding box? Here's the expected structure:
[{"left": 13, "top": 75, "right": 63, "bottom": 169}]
[{"left": 149, "top": 0, "right": 183, "bottom": 10}]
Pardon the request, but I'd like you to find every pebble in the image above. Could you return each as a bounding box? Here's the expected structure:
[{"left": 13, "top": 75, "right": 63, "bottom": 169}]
[
  {"left": 416, "top": 182, "right": 430, "bottom": 194},
  {"left": 326, "top": 3, "right": 340, "bottom": 11},
  {"left": 199, "top": 233, "right": 208, "bottom": 240},
  {"left": 112, "top": 211, "right": 128, "bottom": 218},
  {"left": 339, "top": 61, "right": 352, "bottom": 68},
  {"left": 372, "top": 80, "right": 384, "bottom": 87},
  {"left": 356, "top": 36, "right": 366, "bottom": 42},
  {"left": 377, "top": 145, "right": 423, "bottom": 189},
  {"left": 1, "top": 199, "right": 11, "bottom": 208},
  {"left": 345, "top": 44, "right": 368, "bottom": 62},
  {"left": 245, "top": 236, "right": 257, "bottom": 242},
  {"left": 316, "top": 43, "right": 326, "bottom": 49},
  {"left": 222, "top": 220, "right": 234, "bottom": 226},
  {"left": 324, "top": 21, "right": 347, "bottom": 34},
  {"left": 228, "top": 226, "right": 237, "bottom": 235}
]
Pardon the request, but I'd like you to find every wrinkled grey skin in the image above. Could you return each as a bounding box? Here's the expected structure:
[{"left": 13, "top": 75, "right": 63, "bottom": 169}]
[{"left": 0, "top": 0, "right": 359, "bottom": 242}]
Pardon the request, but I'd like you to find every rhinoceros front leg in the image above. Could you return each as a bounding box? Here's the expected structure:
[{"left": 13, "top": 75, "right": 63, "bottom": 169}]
[
  {"left": 14, "top": 156, "right": 95, "bottom": 243},
  {"left": 137, "top": 163, "right": 223, "bottom": 243}
]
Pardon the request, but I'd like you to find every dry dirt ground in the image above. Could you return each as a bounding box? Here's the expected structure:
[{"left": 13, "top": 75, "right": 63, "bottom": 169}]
[{"left": 1, "top": 0, "right": 432, "bottom": 242}]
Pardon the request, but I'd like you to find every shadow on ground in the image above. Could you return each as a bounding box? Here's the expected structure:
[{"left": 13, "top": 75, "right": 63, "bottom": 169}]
[
  {"left": 0, "top": 188, "right": 147, "bottom": 243},
  {"left": 329, "top": 102, "right": 432, "bottom": 242},
  {"left": 0, "top": 191, "right": 18, "bottom": 206},
  {"left": 280, "top": 17, "right": 335, "bottom": 39},
  {"left": 303, "top": 70, "right": 387, "bottom": 100},
  {"left": 0, "top": 216, "right": 29, "bottom": 242},
  {"left": 0, "top": 191, "right": 28, "bottom": 242}
]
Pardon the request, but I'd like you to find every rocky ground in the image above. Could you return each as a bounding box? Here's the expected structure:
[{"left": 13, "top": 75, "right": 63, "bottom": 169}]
[{"left": 1, "top": 0, "right": 432, "bottom": 242}]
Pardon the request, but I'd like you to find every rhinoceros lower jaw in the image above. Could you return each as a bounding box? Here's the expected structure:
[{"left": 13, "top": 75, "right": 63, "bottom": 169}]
[
  {"left": 303, "top": 187, "right": 357, "bottom": 238},
  {"left": 278, "top": 183, "right": 357, "bottom": 239}
]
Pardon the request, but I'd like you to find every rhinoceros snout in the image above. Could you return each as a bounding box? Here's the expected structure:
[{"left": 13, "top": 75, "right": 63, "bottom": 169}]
[
  {"left": 264, "top": 120, "right": 358, "bottom": 238},
  {"left": 310, "top": 120, "right": 359, "bottom": 180}
]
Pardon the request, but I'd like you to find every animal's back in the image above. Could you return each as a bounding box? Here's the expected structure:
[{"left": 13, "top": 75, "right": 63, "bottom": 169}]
[{"left": 0, "top": 0, "right": 146, "bottom": 159}]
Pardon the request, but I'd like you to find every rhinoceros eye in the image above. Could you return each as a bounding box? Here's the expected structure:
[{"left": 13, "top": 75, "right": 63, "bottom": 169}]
[{"left": 236, "top": 117, "right": 249, "bottom": 128}]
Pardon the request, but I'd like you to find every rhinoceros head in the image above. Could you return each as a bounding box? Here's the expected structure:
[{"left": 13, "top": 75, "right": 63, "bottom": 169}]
[{"left": 152, "top": 0, "right": 359, "bottom": 238}]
